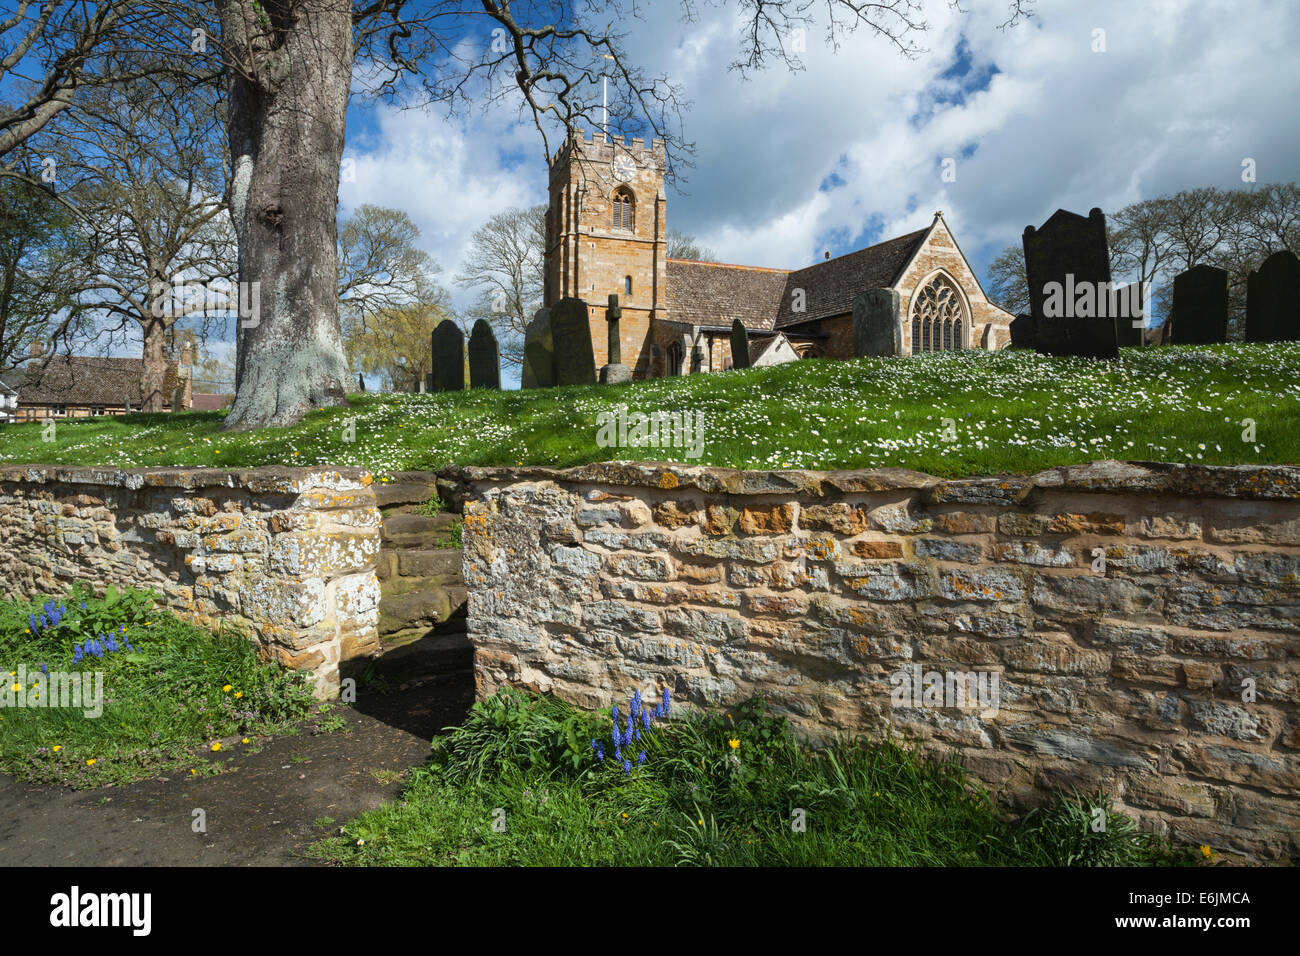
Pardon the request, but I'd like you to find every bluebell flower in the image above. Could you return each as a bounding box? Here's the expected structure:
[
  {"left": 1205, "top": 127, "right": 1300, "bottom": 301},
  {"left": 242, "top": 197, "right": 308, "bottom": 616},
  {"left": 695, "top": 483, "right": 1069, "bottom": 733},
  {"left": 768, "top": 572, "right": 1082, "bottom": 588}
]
[
  {"left": 591, "top": 738, "right": 598, "bottom": 751},
  {"left": 637, "top": 750, "right": 646, "bottom": 765},
  {"left": 80, "top": 602, "right": 86, "bottom": 610},
  {"left": 622, "top": 759, "right": 632, "bottom": 775},
  {"left": 642, "top": 709, "right": 652, "bottom": 730},
  {"left": 663, "top": 688, "right": 671, "bottom": 715},
  {"left": 634, "top": 727, "right": 641, "bottom": 742},
  {"left": 39, "top": 664, "right": 47, "bottom": 674},
  {"left": 29, "top": 613, "right": 37, "bottom": 632},
  {"left": 611, "top": 727, "right": 620, "bottom": 749},
  {"left": 654, "top": 703, "right": 663, "bottom": 719},
  {"left": 596, "top": 747, "right": 605, "bottom": 761},
  {"left": 611, "top": 703, "right": 619, "bottom": 723},
  {"left": 73, "top": 646, "right": 82, "bottom": 664}
]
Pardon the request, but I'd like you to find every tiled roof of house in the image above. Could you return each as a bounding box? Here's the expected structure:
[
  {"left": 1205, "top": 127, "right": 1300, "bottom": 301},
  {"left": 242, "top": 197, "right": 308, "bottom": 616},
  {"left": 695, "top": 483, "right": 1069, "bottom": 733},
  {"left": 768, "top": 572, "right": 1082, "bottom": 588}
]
[
  {"left": 15, "top": 355, "right": 181, "bottom": 407},
  {"left": 665, "top": 259, "right": 791, "bottom": 330},
  {"left": 774, "top": 228, "right": 929, "bottom": 329}
]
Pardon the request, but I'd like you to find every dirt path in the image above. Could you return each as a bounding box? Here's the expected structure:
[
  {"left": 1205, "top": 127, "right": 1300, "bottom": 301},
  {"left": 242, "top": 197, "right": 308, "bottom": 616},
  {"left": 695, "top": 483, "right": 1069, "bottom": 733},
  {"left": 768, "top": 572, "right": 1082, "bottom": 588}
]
[{"left": 0, "top": 673, "right": 474, "bottom": 866}]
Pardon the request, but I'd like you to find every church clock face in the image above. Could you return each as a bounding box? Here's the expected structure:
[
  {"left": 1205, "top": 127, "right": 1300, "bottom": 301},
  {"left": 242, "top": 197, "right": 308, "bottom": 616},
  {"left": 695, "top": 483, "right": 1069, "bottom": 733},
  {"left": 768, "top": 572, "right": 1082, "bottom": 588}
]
[{"left": 612, "top": 152, "right": 635, "bottom": 182}]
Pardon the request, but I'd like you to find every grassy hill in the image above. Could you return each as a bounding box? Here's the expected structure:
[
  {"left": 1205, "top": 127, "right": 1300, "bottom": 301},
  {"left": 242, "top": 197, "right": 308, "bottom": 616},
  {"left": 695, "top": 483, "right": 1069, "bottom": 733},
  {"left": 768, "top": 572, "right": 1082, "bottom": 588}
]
[{"left": 2, "top": 342, "right": 1298, "bottom": 478}]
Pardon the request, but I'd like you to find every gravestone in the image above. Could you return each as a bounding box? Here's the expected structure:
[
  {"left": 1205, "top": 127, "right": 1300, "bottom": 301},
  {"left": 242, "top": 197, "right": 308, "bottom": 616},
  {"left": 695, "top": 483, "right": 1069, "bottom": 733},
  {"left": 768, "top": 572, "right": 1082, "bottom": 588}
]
[
  {"left": 1112, "top": 282, "right": 1146, "bottom": 348},
  {"left": 551, "top": 297, "right": 596, "bottom": 386},
  {"left": 730, "top": 319, "right": 751, "bottom": 369},
  {"left": 430, "top": 319, "right": 465, "bottom": 392},
  {"left": 852, "top": 288, "right": 901, "bottom": 357},
  {"left": 1009, "top": 313, "right": 1035, "bottom": 349},
  {"left": 521, "top": 307, "right": 554, "bottom": 389},
  {"left": 170, "top": 386, "right": 184, "bottom": 412},
  {"left": 1245, "top": 250, "right": 1300, "bottom": 343},
  {"left": 1023, "top": 207, "right": 1118, "bottom": 359},
  {"left": 599, "top": 294, "right": 632, "bottom": 384},
  {"left": 359, "top": 373, "right": 366, "bottom": 392},
  {"left": 1169, "top": 264, "right": 1228, "bottom": 345},
  {"left": 124, "top": 395, "right": 131, "bottom": 413},
  {"left": 468, "top": 319, "right": 501, "bottom": 389}
]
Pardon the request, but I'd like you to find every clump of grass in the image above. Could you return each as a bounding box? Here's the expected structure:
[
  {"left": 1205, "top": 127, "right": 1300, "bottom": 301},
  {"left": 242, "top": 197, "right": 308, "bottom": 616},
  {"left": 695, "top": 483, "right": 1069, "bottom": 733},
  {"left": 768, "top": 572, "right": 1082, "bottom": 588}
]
[
  {"left": 312, "top": 688, "right": 1194, "bottom": 867},
  {"left": 0, "top": 584, "right": 317, "bottom": 787},
  {"left": 415, "top": 494, "right": 448, "bottom": 517}
]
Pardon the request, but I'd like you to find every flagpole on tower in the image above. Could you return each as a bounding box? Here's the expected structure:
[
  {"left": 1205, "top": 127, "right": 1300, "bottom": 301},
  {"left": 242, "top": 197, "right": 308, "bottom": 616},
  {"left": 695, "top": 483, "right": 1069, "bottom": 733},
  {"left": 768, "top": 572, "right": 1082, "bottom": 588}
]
[{"left": 602, "top": 53, "right": 614, "bottom": 136}]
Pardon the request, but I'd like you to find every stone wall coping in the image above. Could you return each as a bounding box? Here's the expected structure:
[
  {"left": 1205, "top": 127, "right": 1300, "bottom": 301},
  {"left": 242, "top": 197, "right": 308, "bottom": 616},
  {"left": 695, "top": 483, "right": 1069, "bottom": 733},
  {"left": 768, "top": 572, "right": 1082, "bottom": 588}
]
[
  {"left": 442, "top": 459, "right": 1300, "bottom": 502},
  {"left": 4, "top": 459, "right": 1298, "bottom": 502},
  {"left": 0, "top": 464, "right": 374, "bottom": 495}
]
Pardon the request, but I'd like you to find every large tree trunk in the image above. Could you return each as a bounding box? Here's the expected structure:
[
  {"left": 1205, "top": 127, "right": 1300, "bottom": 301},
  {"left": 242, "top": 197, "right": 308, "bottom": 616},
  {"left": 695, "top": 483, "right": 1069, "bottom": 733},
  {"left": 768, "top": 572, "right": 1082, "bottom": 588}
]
[
  {"left": 219, "top": 0, "right": 352, "bottom": 431},
  {"left": 140, "top": 315, "right": 169, "bottom": 412}
]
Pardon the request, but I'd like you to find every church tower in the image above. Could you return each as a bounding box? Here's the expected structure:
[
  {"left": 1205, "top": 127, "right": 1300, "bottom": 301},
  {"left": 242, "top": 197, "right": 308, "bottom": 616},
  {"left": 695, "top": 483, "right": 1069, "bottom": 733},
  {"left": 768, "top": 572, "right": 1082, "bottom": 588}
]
[{"left": 543, "top": 129, "right": 668, "bottom": 378}]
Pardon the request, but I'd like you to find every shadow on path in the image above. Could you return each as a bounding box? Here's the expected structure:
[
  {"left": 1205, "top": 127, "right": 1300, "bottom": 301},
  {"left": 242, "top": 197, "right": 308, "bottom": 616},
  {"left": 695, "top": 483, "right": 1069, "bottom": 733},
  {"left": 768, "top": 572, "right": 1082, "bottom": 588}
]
[{"left": 0, "top": 672, "right": 474, "bottom": 866}]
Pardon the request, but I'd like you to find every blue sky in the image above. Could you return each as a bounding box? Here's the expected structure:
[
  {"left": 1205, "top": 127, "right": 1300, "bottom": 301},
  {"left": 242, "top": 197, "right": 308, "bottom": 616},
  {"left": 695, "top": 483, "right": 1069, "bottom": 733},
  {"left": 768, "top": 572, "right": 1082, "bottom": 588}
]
[{"left": 337, "top": 0, "right": 1300, "bottom": 368}]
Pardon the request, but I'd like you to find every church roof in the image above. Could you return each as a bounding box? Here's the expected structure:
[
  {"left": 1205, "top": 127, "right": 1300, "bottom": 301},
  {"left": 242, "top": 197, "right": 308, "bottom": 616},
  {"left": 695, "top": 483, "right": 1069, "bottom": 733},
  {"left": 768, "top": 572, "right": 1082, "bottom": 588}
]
[
  {"left": 774, "top": 228, "right": 928, "bottom": 329},
  {"left": 665, "top": 259, "right": 791, "bottom": 330}
]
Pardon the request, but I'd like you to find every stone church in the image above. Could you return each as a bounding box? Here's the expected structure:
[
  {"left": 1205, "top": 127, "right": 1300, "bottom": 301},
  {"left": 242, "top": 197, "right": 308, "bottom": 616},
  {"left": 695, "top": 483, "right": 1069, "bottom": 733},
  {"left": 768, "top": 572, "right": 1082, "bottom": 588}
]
[{"left": 543, "top": 129, "right": 1013, "bottom": 379}]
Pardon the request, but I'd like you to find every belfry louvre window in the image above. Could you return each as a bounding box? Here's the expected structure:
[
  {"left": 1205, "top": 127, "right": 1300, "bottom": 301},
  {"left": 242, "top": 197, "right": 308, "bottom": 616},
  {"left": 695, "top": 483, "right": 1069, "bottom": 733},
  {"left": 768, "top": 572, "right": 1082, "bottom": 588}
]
[
  {"left": 911, "top": 274, "right": 964, "bottom": 352},
  {"left": 612, "top": 188, "right": 634, "bottom": 230}
]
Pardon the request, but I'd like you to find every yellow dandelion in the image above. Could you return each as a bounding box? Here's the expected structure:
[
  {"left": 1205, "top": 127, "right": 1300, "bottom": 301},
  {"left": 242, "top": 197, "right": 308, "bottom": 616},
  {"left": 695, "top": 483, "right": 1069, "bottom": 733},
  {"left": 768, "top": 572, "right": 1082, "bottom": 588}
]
[
  {"left": 86, "top": 759, "right": 96, "bottom": 766},
  {"left": 728, "top": 738, "right": 740, "bottom": 749},
  {"left": 222, "top": 684, "right": 232, "bottom": 693},
  {"left": 697, "top": 819, "right": 703, "bottom": 826},
  {"left": 211, "top": 742, "right": 222, "bottom": 752},
  {"left": 242, "top": 737, "right": 250, "bottom": 744},
  {"left": 52, "top": 745, "right": 62, "bottom": 752},
  {"left": 10, "top": 683, "right": 19, "bottom": 693},
  {"left": 1200, "top": 845, "right": 1213, "bottom": 859},
  {"left": 621, "top": 812, "right": 628, "bottom": 819},
  {"left": 234, "top": 691, "right": 243, "bottom": 699}
]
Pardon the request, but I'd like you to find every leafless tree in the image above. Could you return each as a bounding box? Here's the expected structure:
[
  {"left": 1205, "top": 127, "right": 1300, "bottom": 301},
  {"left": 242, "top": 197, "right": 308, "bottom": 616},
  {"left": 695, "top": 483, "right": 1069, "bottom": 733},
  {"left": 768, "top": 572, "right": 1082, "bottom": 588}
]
[
  {"left": 41, "top": 57, "right": 235, "bottom": 411},
  {"left": 455, "top": 204, "right": 546, "bottom": 368}
]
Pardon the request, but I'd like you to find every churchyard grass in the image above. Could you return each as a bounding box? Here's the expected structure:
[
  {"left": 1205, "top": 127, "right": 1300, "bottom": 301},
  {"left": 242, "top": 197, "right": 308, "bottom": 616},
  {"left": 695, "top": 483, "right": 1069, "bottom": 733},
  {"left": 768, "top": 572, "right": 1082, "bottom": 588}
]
[
  {"left": 0, "top": 585, "right": 316, "bottom": 788},
  {"left": 311, "top": 687, "right": 1195, "bottom": 867},
  {"left": 1, "top": 343, "right": 1297, "bottom": 477}
]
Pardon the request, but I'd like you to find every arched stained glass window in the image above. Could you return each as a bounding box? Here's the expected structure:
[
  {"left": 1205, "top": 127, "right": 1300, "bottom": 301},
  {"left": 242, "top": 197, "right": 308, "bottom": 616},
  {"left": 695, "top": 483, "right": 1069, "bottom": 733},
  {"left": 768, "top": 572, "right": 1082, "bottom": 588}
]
[{"left": 910, "top": 274, "right": 965, "bottom": 352}]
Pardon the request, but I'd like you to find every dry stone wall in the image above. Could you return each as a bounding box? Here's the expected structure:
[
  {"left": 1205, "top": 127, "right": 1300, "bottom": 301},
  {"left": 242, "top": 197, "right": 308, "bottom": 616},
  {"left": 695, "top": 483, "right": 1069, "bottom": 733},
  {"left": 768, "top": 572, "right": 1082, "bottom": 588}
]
[
  {"left": 0, "top": 465, "right": 382, "bottom": 697},
  {"left": 459, "top": 459, "right": 1300, "bottom": 862}
]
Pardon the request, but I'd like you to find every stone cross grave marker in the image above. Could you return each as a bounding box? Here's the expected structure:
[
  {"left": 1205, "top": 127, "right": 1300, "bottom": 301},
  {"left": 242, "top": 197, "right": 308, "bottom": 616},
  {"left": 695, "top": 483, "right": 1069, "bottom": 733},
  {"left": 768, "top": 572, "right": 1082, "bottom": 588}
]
[{"left": 600, "top": 294, "right": 632, "bottom": 383}]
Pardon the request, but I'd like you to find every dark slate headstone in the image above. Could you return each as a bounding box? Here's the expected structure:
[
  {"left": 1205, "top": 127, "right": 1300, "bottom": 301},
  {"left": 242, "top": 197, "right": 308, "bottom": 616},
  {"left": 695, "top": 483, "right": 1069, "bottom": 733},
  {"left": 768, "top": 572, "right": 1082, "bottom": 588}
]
[
  {"left": 358, "top": 373, "right": 367, "bottom": 392},
  {"left": 468, "top": 319, "right": 500, "bottom": 389},
  {"left": 1169, "top": 264, "right": 1228, "bottom": 345},
  {"left": 1023, "top": 207, "right": 1118, "bottom": 359},
  {"left": 170, "top": 386, "right": 185, "bottom": 412},
  {"left": 1112, "top": 282, "right": 1146, "bottom": 348},
  {"left": 1009, "top": 313, "right": 1035, "bottom": 349},
  {"left": 1245, "top": 250, "right": 1300, "bottom": 343},
  {"left": 522, "top": 307, "right": 553, "bottom": 389},
  {"left": 851, "top": 288, "right": 901, "bottom": 357},
  {"left": 430, "top": 319, "right": 465, "bottom": 392},
  {"left": 730, "top": 319, "right": 751, "bottom": 369},
  {"left": 551, "top": 296, "right": 596, "bottom": 386}
]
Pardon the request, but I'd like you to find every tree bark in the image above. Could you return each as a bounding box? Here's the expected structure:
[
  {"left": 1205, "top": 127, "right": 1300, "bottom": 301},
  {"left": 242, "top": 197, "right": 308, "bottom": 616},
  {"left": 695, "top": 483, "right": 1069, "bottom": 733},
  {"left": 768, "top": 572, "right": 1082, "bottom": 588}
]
[
  {"left": 140, "top": 316, "right": 168, "bottom": 412},
  {"left": 219, "top": 0, "right": 352, "bottom": 431}
]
